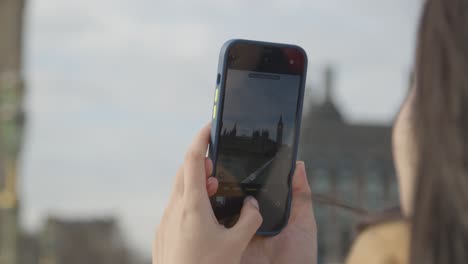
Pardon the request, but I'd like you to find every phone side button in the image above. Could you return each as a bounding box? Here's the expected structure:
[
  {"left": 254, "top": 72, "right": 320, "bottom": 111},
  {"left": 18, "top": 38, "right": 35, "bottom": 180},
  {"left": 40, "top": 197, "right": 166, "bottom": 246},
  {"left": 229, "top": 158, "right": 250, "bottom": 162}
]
[
  {"left": 212, "top": 104, "right": 217, "bottom": 119},
  {"left": 214, "top": 88, "right": 219, "bottom": 103}
]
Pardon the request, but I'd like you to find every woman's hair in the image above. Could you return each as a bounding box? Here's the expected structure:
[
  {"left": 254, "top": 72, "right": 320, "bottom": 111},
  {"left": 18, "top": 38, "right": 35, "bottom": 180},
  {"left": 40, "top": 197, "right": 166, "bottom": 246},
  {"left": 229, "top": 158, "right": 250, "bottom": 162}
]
[{"left": 411, "top": 0, "right": 468, "bottom": 263}]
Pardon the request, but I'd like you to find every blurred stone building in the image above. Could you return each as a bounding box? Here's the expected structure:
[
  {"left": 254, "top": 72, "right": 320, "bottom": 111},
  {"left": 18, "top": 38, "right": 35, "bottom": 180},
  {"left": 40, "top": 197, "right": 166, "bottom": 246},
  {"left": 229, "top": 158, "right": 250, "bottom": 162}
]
[
  {"left": 0, "top": 0, "right": 26, "bottom": 263},
  {"left": 18, "top": 217, "right": 149, "bottom": 264},
  {"left": 37, "top": 218, "right": 133, "bottom": 264},
  {"left": 299, "top": 67, "right": 400, "bottom": 264}
]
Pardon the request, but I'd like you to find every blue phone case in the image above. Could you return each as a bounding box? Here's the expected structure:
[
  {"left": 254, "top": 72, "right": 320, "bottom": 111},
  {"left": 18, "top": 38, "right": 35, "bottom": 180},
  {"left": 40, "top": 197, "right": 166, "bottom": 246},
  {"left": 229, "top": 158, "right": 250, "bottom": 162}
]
[{"left": 209, "top": 39, "right": 308, "bottom": 236}]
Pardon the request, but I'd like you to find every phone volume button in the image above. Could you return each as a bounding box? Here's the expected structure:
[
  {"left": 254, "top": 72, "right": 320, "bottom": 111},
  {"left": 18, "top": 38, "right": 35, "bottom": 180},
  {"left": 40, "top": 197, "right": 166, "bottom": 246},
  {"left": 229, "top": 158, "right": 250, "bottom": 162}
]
[
  {"left": 212, "top": 104, "right": 217, "bottom": 119},
  {"left": 214, "top": 88, "right": 219, "bottom": 103}
]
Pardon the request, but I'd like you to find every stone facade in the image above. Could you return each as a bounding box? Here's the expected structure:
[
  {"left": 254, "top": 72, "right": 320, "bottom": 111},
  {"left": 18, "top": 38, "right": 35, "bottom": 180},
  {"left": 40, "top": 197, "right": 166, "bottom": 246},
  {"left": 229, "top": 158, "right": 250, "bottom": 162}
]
[
  {"left": 299, "top": 68, "right": 400, "bottom": 264},
  {"left": 37, "top": 218, "right": 133, "bottom": 264}
]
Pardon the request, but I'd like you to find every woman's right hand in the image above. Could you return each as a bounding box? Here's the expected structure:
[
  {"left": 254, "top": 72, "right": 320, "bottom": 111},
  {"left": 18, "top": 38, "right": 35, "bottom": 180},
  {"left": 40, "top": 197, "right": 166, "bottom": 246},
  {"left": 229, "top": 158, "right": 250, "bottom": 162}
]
[
  {"left": 153, "top": 124, "right": 263, "bottom": 264},
  {"left": 208, "top": 161, "right": 318, "bottom": 264}
]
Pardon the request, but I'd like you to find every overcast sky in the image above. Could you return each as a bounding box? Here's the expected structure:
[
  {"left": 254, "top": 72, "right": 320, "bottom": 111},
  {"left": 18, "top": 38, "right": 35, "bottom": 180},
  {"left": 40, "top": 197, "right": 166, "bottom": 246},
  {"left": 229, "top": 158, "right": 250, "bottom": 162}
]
[{"left": 20, "top": 0, "right": 422, "bottom": 257}]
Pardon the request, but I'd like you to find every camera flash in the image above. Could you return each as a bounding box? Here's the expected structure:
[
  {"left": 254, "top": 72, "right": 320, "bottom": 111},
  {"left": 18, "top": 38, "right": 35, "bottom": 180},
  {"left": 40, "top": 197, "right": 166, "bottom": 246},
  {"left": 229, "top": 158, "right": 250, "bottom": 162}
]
[{"left": 289, "top": 60, "right": 295, "bottom": 65}]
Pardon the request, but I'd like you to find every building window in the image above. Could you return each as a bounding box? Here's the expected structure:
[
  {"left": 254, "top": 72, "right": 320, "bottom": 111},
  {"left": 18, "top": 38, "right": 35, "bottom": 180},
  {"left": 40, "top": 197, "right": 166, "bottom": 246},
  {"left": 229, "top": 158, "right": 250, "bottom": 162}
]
[
  {"left": 310, "top": 157, "right": 331, "bottom": 193},
  {"left": 335, "top": 156, "right": 357, "bottom": 205},
  {"left": 313, "top": 168, "right": 331, "bottom": 194},
  {"left": 365, "top": 170, "right": 383, "bottom": 210},
  {"left": 364, "top": 158, "right": 387, "bottom": 210},
  {"left": 388, "top": 172, "right": 400, "bottom": 206},
  {"left": 337, "top": 170, "right": 356, "bottom": 205}
]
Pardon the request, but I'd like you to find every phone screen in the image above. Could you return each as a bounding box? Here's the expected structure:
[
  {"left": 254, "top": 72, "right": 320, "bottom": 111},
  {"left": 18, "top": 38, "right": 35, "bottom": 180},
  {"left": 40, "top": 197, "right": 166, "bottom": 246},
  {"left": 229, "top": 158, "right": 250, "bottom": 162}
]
[{"left": 212, "top": 41, "right": 306, "bottom": 233}]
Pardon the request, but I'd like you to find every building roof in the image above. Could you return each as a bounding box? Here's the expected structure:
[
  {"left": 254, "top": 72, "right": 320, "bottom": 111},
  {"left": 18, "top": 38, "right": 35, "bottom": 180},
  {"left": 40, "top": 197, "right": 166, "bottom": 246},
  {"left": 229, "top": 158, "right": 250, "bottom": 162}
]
[
  {"left": 300, "top": 99, "right": 392, "bottom": 159},
  {"left": 306, "top": 100, "right": 344, "bottom": 123}
]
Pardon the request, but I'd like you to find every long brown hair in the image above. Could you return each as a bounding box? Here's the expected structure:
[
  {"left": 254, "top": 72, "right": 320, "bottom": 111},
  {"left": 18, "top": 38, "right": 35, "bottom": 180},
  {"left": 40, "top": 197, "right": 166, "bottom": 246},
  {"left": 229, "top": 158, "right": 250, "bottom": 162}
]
[{"left": 411, "top": 0, "right": 468, "bottom": 263}]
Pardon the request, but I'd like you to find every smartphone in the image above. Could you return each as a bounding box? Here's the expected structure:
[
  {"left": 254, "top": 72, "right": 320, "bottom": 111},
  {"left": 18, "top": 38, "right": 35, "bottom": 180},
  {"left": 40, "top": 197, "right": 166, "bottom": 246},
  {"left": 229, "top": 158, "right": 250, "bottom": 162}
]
[{"left": 209, "top": 39, "right": 307, "bottom": 235}]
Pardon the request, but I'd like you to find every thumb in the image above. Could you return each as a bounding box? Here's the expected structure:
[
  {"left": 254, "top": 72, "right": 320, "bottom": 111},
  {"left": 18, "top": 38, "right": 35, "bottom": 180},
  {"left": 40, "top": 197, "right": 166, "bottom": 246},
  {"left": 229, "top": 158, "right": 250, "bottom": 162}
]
[
  {"left": 290, "top": 161, "right": 314, "bottom": 222},
  {"left": 231, "top": 196, "right": 263, "bottom": 246},
  {"left": 292, "top": 161, "right": 312, "bottom": 198}
]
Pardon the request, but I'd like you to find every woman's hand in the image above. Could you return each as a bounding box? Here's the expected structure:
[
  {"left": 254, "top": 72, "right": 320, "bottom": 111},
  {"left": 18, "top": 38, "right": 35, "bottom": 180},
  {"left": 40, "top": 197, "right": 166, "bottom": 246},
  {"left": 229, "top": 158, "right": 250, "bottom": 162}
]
[
  {"left": 209, "top": 161, "right": 318, "bottom": 264},
  {"left": 153, "top": 124, "right": 263, "bottom": 264},
  {"left": 242, "top": 162, "right": 317, "bottom": 264}
]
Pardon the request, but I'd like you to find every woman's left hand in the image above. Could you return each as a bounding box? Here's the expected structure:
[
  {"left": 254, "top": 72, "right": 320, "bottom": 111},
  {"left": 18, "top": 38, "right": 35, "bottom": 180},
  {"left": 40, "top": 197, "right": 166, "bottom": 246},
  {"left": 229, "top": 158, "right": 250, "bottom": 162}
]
[{"left": 153, "top": 123, "right": 263, "bottom": 264}]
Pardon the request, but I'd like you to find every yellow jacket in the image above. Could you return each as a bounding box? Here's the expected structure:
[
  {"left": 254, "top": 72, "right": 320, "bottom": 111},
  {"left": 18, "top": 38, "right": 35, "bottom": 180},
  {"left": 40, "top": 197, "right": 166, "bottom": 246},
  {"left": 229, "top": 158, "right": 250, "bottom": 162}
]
[{"left": 346, "top": 221, "right": 410, "bottom": 264}]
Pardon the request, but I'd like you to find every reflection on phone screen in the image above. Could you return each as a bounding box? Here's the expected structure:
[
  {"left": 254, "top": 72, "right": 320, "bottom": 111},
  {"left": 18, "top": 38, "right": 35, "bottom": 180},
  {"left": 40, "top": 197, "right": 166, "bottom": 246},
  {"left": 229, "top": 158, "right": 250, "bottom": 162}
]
[{"left": 214, "top": 68, "right": 301, "bottom": 231}]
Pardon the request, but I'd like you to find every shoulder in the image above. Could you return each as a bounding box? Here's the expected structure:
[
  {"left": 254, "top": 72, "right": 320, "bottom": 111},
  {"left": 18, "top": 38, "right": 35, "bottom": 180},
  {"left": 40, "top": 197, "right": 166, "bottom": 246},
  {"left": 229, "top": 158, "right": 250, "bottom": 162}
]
[{"left": 346, "top": 221, "right": 410, "bottom": 264}]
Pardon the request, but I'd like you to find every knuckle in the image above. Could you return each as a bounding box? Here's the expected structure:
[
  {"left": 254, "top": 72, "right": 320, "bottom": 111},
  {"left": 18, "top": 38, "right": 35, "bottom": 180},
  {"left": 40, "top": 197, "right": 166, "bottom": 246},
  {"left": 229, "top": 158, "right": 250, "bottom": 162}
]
[
  {"left": 242, "top": 205, "right": 262, "bottom": 226},
  {"left": 185, "top": 149, "right": 204, "bottom": 162},
  {"left": 253, "top": 210, "right": 263, "bottom": 226},
  {"left": 181, "top": 206, "right": 196, "bottom": 223}
]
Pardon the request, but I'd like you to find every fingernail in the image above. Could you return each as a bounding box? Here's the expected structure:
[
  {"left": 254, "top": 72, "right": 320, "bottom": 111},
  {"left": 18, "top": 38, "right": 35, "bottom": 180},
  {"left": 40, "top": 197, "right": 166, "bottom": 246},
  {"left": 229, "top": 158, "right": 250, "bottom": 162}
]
[
  {"left": 244, "top": 196, "right": 259, "bottom": 209},
  {"left": 207, "top": 177, "right": 216, "bottom": 185},
  {"left": 296, "top": 161, "right": 306, "bottom": 171}
]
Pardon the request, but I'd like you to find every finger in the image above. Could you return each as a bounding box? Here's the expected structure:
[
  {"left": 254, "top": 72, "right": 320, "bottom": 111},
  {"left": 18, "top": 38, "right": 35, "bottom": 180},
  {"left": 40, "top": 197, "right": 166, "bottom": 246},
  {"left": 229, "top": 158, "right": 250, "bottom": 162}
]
[
  {"left": 205, "top": 157, "right": 213, "bottom": 179},
  {"left": 292, "top": 161, "right": 311, "bottom": 195},
  {"left": 290, "top": 161, "right": 314, "bottom": 221},
  {"left": 206, "top": 177, "right": 219, "bottom": 197},
  {"left": 230, "top": 196, "right": 263, "bottom": 248},
  {"left": 204, "top": 157, "right": 219, "bottom": 196},
  {"left": 184, "top": 123, "right": 211, "bottom": 196}
]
